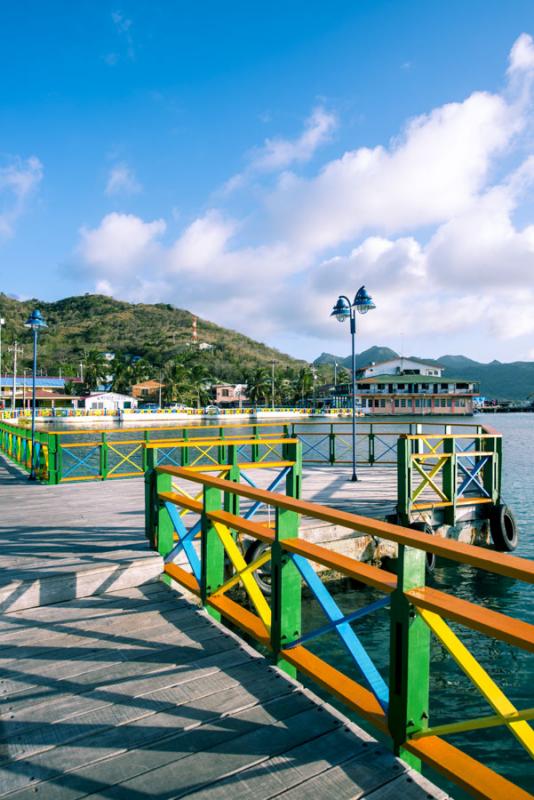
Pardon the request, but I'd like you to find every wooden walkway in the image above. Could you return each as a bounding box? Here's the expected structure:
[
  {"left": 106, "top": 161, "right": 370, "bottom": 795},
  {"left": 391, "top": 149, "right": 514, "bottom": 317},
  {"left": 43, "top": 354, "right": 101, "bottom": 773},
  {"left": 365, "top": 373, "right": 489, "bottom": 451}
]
[
  {"left": 0, "top": 587, "right": 450, "bottom": 800},
  {"left": 0, "top": 457, "right": 450, "bottom": 799},
  {"left": 0, "top": 459, "right": 398, "bottom": 613}
]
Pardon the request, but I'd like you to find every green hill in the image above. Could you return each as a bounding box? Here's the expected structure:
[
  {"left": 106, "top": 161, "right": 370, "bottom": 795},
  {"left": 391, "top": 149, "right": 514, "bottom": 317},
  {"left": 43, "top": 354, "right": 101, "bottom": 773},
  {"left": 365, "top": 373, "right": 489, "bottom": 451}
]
[
  {"left": 0, "top": 293, "right": 306, "bottom": 382},
  {"left": 314, "top": 346, "right": 398, "bottom": 370}
]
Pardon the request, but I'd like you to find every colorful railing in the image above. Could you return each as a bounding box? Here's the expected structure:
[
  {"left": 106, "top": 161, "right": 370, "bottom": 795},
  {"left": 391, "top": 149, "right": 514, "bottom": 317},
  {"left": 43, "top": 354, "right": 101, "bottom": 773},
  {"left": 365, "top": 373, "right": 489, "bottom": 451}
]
[
  {"left": 146, "top": 449, "right": 533, "bottom": 800},
  {"left": 0, "top": 418, "right": 500, "bottom": 494},
  {"left": 0, "top": 421, "right": 51, "bottom": 481},
  {"left": 397, "top": 428, "right": 502, "bottom": 526}
]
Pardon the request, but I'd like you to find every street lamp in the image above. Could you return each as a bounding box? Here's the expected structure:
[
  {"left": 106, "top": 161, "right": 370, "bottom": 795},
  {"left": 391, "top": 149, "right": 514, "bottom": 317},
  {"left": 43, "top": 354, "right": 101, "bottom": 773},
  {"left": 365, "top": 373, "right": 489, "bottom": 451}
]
[
  {"left": 331, "top": 286, "right": 375, "bottom": 482},
  {"left": 24, "top": 309, "right": 48, "bottom": 480}
]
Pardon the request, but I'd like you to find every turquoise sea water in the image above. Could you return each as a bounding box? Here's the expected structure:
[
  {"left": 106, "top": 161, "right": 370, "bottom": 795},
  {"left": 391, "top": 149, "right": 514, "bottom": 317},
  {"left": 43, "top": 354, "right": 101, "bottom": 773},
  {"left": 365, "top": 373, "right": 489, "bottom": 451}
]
[{"left": 299, "top": 413, "right": 533, "bottom": 796}]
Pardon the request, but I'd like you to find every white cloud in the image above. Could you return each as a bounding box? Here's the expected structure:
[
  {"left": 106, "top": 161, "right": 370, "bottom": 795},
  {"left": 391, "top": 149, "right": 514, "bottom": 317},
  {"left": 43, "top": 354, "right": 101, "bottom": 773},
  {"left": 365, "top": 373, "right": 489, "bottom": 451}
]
[
  {"left": 223, "top": 106, "right": 337, "bottom": 193},
  {"left": 0, "top": 156, "right": 43, "bottom": 238},
  {"left": 75, "top": 34, "right": 534, "bottom": 360},
  {"left": 105, "top": 163, "right": 141, "bottom": 195},
  {"left": 251, "top": 106, "right": 337, "bottom": 172},
  {"left": 508, "top": 33, "right": 534, "bottom": 75},
  {"left": 78, "top": 212, "right": 165, "bottom": 275},
  {"left": 168, "top": 211, "right": 237, "bottom": 273},
  {"left": 267, "top": 90, "right": 522, "bottom": 253}
]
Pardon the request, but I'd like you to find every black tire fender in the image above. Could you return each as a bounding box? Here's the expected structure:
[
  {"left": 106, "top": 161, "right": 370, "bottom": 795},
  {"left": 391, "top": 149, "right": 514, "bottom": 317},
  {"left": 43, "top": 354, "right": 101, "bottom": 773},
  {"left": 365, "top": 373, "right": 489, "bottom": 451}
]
[
  {"left": 410, "top": 522, "right": 436, "bottom": 573},
  {"left": 245, "top": 540, "right": 272, "bottom": 596},
  {"left": 489, "top": 503, "right": 518, "bottom": 552}
]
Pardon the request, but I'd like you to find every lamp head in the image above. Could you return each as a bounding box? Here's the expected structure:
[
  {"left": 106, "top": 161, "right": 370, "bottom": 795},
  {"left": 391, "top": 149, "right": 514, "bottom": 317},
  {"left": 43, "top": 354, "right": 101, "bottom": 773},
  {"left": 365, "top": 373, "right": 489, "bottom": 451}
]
[
  {"left": 24, "top": 309, "right": 48, "bottom": 331},
  {"left": 330, "top": 296, "right": 351, "bottom": 323},
  {"left": 353, "top": 286, "right": 376, "bottom": 315}
]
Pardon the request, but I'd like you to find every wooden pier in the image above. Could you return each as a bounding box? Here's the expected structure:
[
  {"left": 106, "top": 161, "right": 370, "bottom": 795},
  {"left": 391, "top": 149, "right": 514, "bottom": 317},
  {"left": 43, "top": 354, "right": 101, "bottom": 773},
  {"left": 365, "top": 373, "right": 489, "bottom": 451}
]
[
  {"left": 0, "top": 458, "right": 399, "bottom": 614},
  {"left": 0, "top": 457, "right": 450, "bottom": 799}
]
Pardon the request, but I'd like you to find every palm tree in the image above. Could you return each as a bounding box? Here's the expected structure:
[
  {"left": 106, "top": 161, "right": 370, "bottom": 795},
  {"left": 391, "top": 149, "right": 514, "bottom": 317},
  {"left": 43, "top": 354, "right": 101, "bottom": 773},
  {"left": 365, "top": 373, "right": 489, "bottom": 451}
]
[
  {"left": 162, "top": 359, "right": 190, "bottom": 403},
  {"left": 294, "top": 367, "right": 314, "bottom": 405},
  {"left": 82, "top": 351, "right": 108, "bottom": 393},
  {"left": 187, "top": 362, "right": 212, "bottom": 409},
  {"left": 245, "top": 367, "right": 271, "bottom": 406}
]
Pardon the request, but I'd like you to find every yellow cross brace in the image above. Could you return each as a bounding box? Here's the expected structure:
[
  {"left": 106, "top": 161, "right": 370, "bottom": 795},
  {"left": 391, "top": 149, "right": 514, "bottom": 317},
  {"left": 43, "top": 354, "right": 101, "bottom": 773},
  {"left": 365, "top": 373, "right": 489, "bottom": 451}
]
[
  {"left": 419, "top": 608, "right": 534, "bottom": 758},
  {"left": 411, "top": 707, "right": 534, "bottom": 739},
  {"left": 107, "top": 443, "right": 143, "bottom": 474},
  {"left": 212, "top": 521, "right": 271, "bottom": 630},
  {"left": 412, "top": 457, "right": 448, "bottom": 502},
  {"left": 189, "top": 446, "right": 220, "bottom": 467}
]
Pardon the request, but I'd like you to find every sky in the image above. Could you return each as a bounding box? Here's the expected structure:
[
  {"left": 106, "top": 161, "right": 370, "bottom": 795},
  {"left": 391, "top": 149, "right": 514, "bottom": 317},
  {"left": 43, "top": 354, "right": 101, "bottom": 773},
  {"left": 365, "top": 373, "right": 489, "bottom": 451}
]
[{"left": 1, "top": 1, "right": 534, "bottom": 364}]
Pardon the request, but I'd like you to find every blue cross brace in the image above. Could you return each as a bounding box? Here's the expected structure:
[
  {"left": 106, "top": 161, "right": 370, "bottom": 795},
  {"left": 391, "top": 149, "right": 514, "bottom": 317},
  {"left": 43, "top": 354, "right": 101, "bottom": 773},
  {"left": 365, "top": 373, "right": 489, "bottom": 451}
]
[
  {"left": 163, "top": 501, "right": 201, "bottom": 581},
  {"left": 297, "top": 434, "right": 329, "bottom": 461},
  {"left": 158, "top": 447, "right": 182, "bottom": 467},
  {"left": 61, "top": 446, "right": 101, "bottom": 478},
  {"left": 239, "top": 467, "right": 290, "bottom": 521},
  {"left": 374, "top": 436, "right": 397, "bottom": 461},
  {"left": 457, "top": 457, "right": 490, "bottom": 498},
  {"left": 290, "top": 553, "right": 389, "bottom": 711}
]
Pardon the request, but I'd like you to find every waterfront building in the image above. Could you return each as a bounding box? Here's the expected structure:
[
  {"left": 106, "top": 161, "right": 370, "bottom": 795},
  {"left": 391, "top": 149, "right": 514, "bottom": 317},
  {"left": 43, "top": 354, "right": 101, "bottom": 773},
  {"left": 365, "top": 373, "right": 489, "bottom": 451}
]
[
  {"left": 213, "top": 383, "right": 248, "bottom": 407},
  {"left": 82, "top": 392, "right": 137, "bottom": 412},
  {"left": 0, "top": 376, "right": 81, "bottom": 410},
  {"left": 327, "top": 371, "right": 479, "bottom": 415},
  {"left": 357, "top": 356, "right": 443, "bottom": 379},
  {"left": 131, "top": 379, "right": 164, "bottom": 402}
]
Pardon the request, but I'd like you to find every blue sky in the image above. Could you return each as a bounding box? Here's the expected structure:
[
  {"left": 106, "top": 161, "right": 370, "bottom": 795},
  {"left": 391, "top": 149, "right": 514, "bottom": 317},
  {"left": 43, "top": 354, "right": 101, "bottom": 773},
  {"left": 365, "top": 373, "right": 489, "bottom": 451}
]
[{"left": 1, "top": 1, "right": 534, "bottom": 362}]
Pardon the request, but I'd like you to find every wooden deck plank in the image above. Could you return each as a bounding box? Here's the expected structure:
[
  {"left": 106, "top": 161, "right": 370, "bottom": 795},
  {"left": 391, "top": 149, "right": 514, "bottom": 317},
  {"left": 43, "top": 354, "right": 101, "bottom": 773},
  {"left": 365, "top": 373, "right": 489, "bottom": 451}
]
[
  {"left": 0, "top": 661, "right": 287, "bottom": 798},
  {"left": 0, "top": 459, "right": 447, "bottom": 800}
]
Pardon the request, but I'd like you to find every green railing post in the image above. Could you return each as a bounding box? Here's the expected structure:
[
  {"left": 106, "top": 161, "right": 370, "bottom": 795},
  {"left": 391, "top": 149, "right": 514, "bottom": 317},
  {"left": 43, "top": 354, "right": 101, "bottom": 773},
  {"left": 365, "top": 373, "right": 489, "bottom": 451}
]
[
  {"left": 145, "top": 447, "right": 157, "bottom": 546},
  {"left": 388, "top": 544, "right": 430, "bottom": 769},
  {"left": 201, "top": 484, "right": 224, "bottom": 621},
  {"left": 252, "top": 424, "right": 259, "bottom": 462},
  {"left": 329, "top": 423, "right": 335, "bottom": 465},
  {"left": 218, "top": 427, "right": 226, "bottom": 464},
  {"left": 271, "top": 440, "right": 302, "bottom": 676},
  {"left": 369, "top": 424, "right": 375, "bottom": 466},
  {"left": 224, "top": 444, "right": 240, "bottom": 519},
  {"left": 56, "top": 434, "right": 64, "bottom": 483},
  {"left": 181, "top": 429, "right": 190, "bottom": 467},
  {"left": 142, "top": 430, "right": 150, "bottom": 472},
  {"left": 397, "top": 436, "right": 411, "bottom": 525},
  {"left": 46, "top": 432, "right": 58, "bottom": 484},
  {"left": 156, "top": 469, "right": 174, "bottom": 557},
  {"left": 100, "top": 432, "right": 108, "bottom": 480},
  {"left": 442, "top": 437, "right": 456, "bottom": 526}
]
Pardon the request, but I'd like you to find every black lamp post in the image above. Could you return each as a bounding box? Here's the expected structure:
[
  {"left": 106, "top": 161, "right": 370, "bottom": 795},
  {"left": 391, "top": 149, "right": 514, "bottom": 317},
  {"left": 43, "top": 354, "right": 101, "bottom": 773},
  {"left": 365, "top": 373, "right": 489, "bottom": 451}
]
[
  {"left": 331, "top": 286, "right": 375, "bottom": 482},
  {"left": 24, "top": 309, "right": 47, "bottom": 480}
]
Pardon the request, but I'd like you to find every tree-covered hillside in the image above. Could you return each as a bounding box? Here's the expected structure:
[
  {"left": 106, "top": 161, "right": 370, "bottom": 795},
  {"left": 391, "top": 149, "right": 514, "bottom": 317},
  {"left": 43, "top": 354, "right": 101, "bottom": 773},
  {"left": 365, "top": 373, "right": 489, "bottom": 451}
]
[{"left": 0, "top": 293, "right": 306, "bottom": 382}]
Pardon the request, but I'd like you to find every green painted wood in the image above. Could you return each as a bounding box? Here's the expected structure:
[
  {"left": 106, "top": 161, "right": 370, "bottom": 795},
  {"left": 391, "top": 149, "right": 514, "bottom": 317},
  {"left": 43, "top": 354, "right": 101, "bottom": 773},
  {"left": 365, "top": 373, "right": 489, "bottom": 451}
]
[
  {"left": 144, "top": 447, "right": 157, "bottom": 545},
  {"left": 100, "top": 432, "right": 108, "bottom": 481},
  {"left": 155, "top": 471, "right": 173, "bottom": 557},
  {"left": 181, "top": 429, "right": 190, "bottom": 467},
  {"left": 223, "top": 445, "right": 240, "bottom": 519},
  {"left": 271, "top": 440, "right": 301, "bottom": 677},
  {"left": 202, "top": 484, "right": 224, "bottom": 621},
  {"left": 397, "top": 437, "right": 410, "bottom": 525},
  {"left": 442, "top": 437, "right": 456, "bottom": 526},
  {"left": 388, "top": 544, "right": 430, "bottom": 770}
]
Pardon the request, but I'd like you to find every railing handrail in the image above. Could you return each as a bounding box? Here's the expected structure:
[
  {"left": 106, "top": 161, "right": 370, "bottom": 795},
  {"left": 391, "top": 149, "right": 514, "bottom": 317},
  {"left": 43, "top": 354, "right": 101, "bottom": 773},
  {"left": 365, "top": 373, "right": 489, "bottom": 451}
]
[
  {"left": 156, "top": 464, "right": 531, "bottom": 584},
  {"left": 401, "top": 432, "right": 502, "bottom": 440}
]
